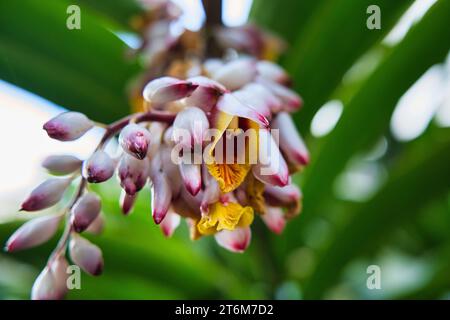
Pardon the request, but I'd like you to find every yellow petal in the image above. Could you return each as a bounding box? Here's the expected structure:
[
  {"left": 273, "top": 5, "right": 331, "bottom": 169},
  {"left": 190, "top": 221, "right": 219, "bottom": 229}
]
[
  {"left": 197, "top": 202, "right": 254, "bottom": 235},
  {"left": 245, "top": 173, "right": 266, "bottom": 214},
  {"left": 207, "top": 162, "right": 250, "bottom": 193}
]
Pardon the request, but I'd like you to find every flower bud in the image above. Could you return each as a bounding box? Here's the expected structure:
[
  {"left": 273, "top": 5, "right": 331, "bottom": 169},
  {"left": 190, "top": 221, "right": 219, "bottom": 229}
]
[
  {"left": 264, "top": 183, "right": 301, "bottom": 205},
  {"left": 31, "top": 267, "right": 62, "bottom": 300},
  {"left": 118, "top": 154, "right": 150, "bottom": 195},
  {"left": 69, "top": 234, "right": 103, "bottom": 276},
  {"left": 20, "top": 178, "right": 72, "bottom": 212},
  {"left": 233, "top": 88, "right": 271, "bottom": 119},
  {"left": 172, "top": 107, "right": 209, "bottom": 148},
  {"left": 257, "top": 77, "right": 302, "bottom": 111},
  {"left": 252, "top": 129, "right": 289, "bottom": 187},
  {"left": 150, "top": 172, "right": 172, "bottom": 224},
  {"left": 143, "top": 77, "right": 198, "bottom": 104},
  {"left": 50, "top": 255, "right": 69, "bottom": 298},
  {"left": 85, "top": 213, "right": 105, "bottom": 235},
  {"left": 82, "top": 150, "right": 115, "bottom": 183},
  {"left": 179, "top": 163, "right": 201, "bottom": 196},
  {"left": 203, "top": 59, "right": 224, "bottom": 75},
  {"left": 212, "top": 58, "right": 257, "bottom": 90},
  {"left": 160, "top": 207, "right": 180, "bottom": 238},
  {"left": 272, "top": 112, "right": 310, "bottom": 166},
  {"left": 5, "top": 215, "right": 62, "bottom": 252},
  {"left": 257, "top": 60, "right": 290, "bottom": 84},
  {"left": 261, "top": 206, "right": 286, "bottom": 234},
  {"left": 43, "top": 112, "right": 94, "bottom": 141},
  {"left": 214, "top": 227, "right": 251, "bottom": 253},
  {"left": 185, "top": 76, "right": 227, "bottom": 112},
  {"left": 42, "top": 155, "right": 82, "bottom": 175},
  {"left": 243, "top": 83, "right": 282, "bottom": 113},
  {"left": 119, "top": 124, "right": 152, "bottom": 160},
  {"left": 217, "top": 93, "right": 269, "bottom": 128},
  {"left": 147, "top": 122, "right": 166, "bottom": 159},
  {"left": 70, "top": 193, "right": 101, "bottom": 233},
  {"left": 120, "top": 191, "right": 137, "bottom": 215}
]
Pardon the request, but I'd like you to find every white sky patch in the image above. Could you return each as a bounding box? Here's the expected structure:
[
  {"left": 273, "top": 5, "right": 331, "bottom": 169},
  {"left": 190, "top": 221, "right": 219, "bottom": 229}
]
[
  {"left": 384, "top": 0, "right": 437, "bottom": 46},
  {"left": 222, "top": 0, "right": 253, "bottom": 27},
  {"left": 310, "top": 100, "right": 343, "bottom": 137},
  {"left": 390, "top": 65, "right": 446, "bottom": 142}
]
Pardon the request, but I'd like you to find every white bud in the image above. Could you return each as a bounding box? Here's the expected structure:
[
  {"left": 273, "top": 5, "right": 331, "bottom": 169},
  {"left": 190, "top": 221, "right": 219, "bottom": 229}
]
[
  {"left": 69, "top": 234, "right": 103, "bottom": 276},
  {"left": 71, "top": 193, "right": 102, "bottom": 233},
  {"left": 42, "top": 155, "right": 82, "bottom": 175},
  {"left": 82, "top": 150, "right": 115, "bottom": 183},
  {"left": 143, "top": 77, "right": 198, "bottom": 104},
  {"left": 119, "top": 124, "right": 152, "bottom": 160},
  {"left": 5, "top": 215, "right": 62, "bottom": 252},
  {"left": 43, "top": 112, "right": 94, "bottom": 141},
  {"left": 20, "top": 178, "right": 72, "bottom": 211}
]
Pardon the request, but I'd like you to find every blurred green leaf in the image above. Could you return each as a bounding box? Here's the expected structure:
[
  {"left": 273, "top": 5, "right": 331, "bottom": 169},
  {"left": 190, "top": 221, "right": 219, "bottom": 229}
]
[
  {"left": 74, "top": 0, "right": 144, "bottom": 30},
  {"left": 293, "top": 0, "right": 450, "bottom": 230},
  {"left": 250, "top": 0, "right": 324, "bottom": 44},
  {"left": 0, "top": 0, "right": 140, "bottom": 122},
  {"left": 303, "top": 128, "right": 450, "bottom": 298}
]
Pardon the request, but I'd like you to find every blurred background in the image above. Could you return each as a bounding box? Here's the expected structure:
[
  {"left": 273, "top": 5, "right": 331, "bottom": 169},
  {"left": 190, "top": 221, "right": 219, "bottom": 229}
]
[{"left": 0, "top": 0, "right": 449, "bottom": 299}]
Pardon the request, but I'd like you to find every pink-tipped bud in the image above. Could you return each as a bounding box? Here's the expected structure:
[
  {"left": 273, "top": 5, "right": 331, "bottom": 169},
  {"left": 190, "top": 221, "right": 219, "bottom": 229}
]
[
  {"left": 147, "top": 122, "right": 166, "bottom": 159},
  {"left": 179, "top": 163, "right": 201, "bottom": 196},
  {"left": 265, "top": 183, "right": 301, "bottom": 205},
  {"left": 20, "top": 178, "right": 72, "bottom": 212},
  {"left": 160, "top": 207, "right": 181, "bottom": 238},
  {"left": 172, "top": 106, "right": 209, "bottom": 148},
  {"left": 212, "top": 57, "right": 257, "bottom": 90},
  {"left": 243, "top": 83, "right": 282, "bottom": 113},
  {"left": 200, "top": 177, "right": 220, "bottom": 214},
  {"left": 69, "top": 234, "right": 103, "bottom": 276},
  {"left": 31, "top": 267, "right": 64, "bottom": 300},
  {"left": 257, "top": 60, "right": 290, "bottom": 85},
  {"left": 151, "top": 173, "right": 172, "bottom": 224},
  {"left": 82, "top": 150, "right": 115, "bottom": 183},
  {"left": 5, "top": 215, "right": 62, "bottom": 252},
  {"left": 217, "top": 93, "right": 269, "bottom": 128},
  {"left": 85, "top": 212, "right": 104, "bottom": 235},
  {"left": 214, "top": 227, "right": 252, "bottom": 253},
  {"left": 257, "top": 77, "right": 302, "bottom": 111},
  {"left": 252, "top": 129, "right": 289, "bottom": 187},
  {"left": 233, "top": 88, "right": 271, "bottom": 120},
  {"left": 261, "top": 206, "right": 286, "bottom": 234},
  {"left": 70, "top": 193, "right": 101, "bottom": 233},
  {"left": 42, "top": 155, "right": 82, "bottom": 175},
  {"left": 120, "top": 191, "right": 137, "bottom": 215},
  {"left": 50, "top": 255, "right": 69, "bottom": 298},
  {"left": 119, "top": 124, "right": 152, "bottom": 160},
  {"left": 272, "top": 112, "right": 310, "bottom": 166},
  {"left": 143, "top": 76, "right": 198, "bottom": 104},
  {"left": 43, "top": 112, "right": 94, "bottom": 141},
  {"left": 118, "top": 154, "right": 150, "bottom": 195},
  {"left": 185, "top": 76, "right": 227, "bottom": 112}
]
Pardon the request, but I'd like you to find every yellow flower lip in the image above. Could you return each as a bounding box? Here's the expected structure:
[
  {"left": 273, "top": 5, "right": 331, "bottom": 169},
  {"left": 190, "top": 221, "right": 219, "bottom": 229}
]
[{"left": 197, "top": 201, "right": 254, "bottom": 235}]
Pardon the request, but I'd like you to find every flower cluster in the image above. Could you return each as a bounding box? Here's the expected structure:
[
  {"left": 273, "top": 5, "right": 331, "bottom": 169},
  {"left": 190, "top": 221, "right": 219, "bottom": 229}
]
[{"left": 5, "top": 0, "right": 309, "bottom": 300}]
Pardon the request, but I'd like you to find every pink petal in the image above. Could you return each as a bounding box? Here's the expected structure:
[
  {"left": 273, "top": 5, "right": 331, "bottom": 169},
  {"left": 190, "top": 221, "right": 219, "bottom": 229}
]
[
  {"left": 217, "top": 93, "right": 269, "bottom": 128},
  {"left": 159, "top": 208, "right": 181, "bottom": 238},
  {"left": 214, "top": 227, "right": 252, "bottom": 253},
  {"left": 261, "top": 206, "right": 286, "bottom": 234}
]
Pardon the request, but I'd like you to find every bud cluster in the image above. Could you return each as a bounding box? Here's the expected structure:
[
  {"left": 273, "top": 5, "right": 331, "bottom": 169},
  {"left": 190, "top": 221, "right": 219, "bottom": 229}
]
[{"left": 5, "top": 0, "right": 310, "bottom": 299}]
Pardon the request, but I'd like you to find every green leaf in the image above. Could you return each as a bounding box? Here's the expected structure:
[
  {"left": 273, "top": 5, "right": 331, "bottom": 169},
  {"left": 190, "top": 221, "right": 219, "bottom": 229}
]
[
  {"left": 303, "top": 128, "right": 450, "bottom": 298},
  {"left": 74, "top": 0, "right": 144, "bottom": 30},
  {"left": 282, "top": 0, "right": 412, "bottom": 134},
  {"left": 0, "top": 0, "right": 140, "bottom": 123},
  {"left": 293, "top": 0, "right": 450, "bottom": 229}
]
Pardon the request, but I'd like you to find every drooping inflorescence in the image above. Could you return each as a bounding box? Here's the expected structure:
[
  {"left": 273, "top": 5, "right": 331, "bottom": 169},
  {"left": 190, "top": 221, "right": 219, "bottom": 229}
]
[{"left": 5, "top": 0, "right": 309, "bottom": 299}]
